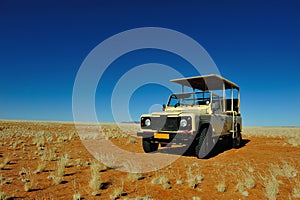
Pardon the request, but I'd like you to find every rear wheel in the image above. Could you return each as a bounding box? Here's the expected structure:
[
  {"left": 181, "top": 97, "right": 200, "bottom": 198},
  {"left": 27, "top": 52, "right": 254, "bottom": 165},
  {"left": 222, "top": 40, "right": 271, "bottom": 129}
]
[
  {"left": 142, "top": 138, "right": 159, "bottom": 153},
  {"left": 232, "top": 126, "right": 242, "bottom": 148},
  {"left": 232, "top": 133, "right": 242, "bottom": 148},
  {"left": 195, "top": 125, "right": 213, "bottom": 159}
]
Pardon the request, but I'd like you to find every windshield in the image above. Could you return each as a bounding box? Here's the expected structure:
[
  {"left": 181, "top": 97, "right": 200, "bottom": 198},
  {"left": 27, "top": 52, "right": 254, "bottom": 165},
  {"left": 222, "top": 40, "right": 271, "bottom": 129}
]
[{"left": 167, "top": 92, "right": 211, "bottom": 107}]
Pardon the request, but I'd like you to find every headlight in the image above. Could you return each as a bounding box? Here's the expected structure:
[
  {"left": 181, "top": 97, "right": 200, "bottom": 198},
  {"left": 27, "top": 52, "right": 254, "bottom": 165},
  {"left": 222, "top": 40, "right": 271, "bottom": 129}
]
[
  {"left": 145, "top": 118, "right": 151, "bottom": 126},
  {"left": 180, "top": 119, "right": 187, "bottom": 127}
]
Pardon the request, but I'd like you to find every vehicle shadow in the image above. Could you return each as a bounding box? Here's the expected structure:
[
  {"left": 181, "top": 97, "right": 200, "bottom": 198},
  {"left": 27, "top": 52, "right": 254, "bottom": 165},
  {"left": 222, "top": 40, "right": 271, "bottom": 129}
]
[
  {"left": 157, "top": 145, "right": 192, "bottom": 156},
  {"left": 156, "top": 138, "right": 251, "bottom": 158},
  {"left": 207, "top": 138, "right": 250, "bottom": 159}
]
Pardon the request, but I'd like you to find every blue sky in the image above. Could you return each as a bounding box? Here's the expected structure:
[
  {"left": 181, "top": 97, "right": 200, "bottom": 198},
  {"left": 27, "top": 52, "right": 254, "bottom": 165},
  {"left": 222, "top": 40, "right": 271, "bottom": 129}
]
[{"left": 1, "top": 0, "right": 300, "bottom": 126}]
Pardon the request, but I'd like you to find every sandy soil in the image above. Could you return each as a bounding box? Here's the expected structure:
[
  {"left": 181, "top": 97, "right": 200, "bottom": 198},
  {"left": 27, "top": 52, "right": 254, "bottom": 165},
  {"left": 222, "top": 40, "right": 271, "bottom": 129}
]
[{"left": 0, "top": 121, "right": 299, "bottom": 199}]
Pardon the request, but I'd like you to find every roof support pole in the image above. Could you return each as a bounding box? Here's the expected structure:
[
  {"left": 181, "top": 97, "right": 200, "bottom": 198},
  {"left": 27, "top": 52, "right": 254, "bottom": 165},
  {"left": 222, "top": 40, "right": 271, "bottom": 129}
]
[
  {"left": 231, "top": 87, "right": 234, "bottom": 112},
  {"left": 231, "top": 86, "right": 235, "bottom": 138},
  {"left": 181, "top": 84, "right": 184, "bottom": 105},
  {"left": 193, "top": 88, "right": 195, "bottom": 105},
  {"left": 223, "top": 83, "right": 226, "bottom": 112},
  {"left": 238, "top": 89, "right": 240, "bottom": 113}
]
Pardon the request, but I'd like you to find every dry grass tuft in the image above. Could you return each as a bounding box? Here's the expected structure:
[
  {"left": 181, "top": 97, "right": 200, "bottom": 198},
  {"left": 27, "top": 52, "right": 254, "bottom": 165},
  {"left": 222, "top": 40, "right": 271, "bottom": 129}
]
[
  {"left": 89, "top": 161, "right": 102, "bottom": 191},
  {"left": 0, "top": 192, "right": 10, "bottom": 200},
  {"left": 287, "top": 135, "right": 300, "bottom": 147},
  {"left": 151, "top": 175, "right": 169, "bottom": 185},
  {"left": 236, "top": 182, "right": 248, "bottom": 196},
  {"left": 33, "top": 161, "right": 46, "bottom": 174},
  {"left": 216, "top": 182, "right": 226, "bottom": 193},
  {"left": 127, "top": 172, "right": 143, "bottom": 181},
  {"left": 270, "top": 161, "right": 298, "bottom": 178},
  {"left": 23, "top": 170, "right": 35, "bottom": 192},
  {"left": 49, "top": 174, "right": 63, "bottom": 185},
  {"left": 127, "top": 137, "right": 138, "bottom": 144},
  {"left": 243, "top": 127, "right": 300, "bottom": 138},
  {"left": 0, "top": 157, "right": 11, "bottom": 170},
  {"left": 215, "top": 170, "right": 226, "bottom": 193},
  {"left": 243, "top": 171, "right": 256, "bottom": 189},
  {"left": 73, "top": 193, "right": 81, "bottom": 200},
  {"left": 97, "top": 153, "right": 116, "bottom": 170},
  {"left": 192, "top": 197, "right": 201, "bottom": 200},
  {"left": 109, "top": 179, "right": 124, "bottom": 200},
  {"left": 260, "top": 173, "right": 279, "bottom": 200},
  {"left": 56, "top": 154, "right": 71, "bottom": 177},
  {"left": 292, "top": 178, "right": 300, "bottom": 198},
  {"left": 123, "top": 160, "right": 144, "bottom": 181},
  {"left": 32, "top": 131, "right": 45, "bottom": 147},
  {"left": 186, "top": 166, "right": 203, "bottom": 189}
]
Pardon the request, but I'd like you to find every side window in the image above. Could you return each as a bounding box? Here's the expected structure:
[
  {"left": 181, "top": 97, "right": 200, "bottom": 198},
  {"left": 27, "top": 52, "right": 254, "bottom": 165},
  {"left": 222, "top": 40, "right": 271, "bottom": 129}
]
[{"left": 212, "top": 95, "right": 221, "bottom": 113}]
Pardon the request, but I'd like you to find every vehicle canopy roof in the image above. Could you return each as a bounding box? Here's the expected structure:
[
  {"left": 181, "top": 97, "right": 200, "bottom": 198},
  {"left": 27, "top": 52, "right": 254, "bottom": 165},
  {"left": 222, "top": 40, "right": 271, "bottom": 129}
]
[{"left": 170, "top": 74, "right": 239, "bottom": 91}]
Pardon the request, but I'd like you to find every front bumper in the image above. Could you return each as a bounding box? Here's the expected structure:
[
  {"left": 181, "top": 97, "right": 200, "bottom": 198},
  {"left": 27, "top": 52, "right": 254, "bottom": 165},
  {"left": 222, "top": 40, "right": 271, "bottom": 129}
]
[{"left": 137, "top": 130, "right": 197, "bottom": 142}]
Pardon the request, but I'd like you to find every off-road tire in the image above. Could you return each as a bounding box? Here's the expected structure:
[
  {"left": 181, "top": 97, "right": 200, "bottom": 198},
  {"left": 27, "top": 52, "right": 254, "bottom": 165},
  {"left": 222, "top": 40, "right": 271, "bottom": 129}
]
[
  {"left": 142, "top": 138, "right": 159, "bottom": 153},
  {"left": 195, "top": 125, "right": 213, "bottom": 159},
  {"left": 232, "top": 132, "right": 242, "bottom": 148}
]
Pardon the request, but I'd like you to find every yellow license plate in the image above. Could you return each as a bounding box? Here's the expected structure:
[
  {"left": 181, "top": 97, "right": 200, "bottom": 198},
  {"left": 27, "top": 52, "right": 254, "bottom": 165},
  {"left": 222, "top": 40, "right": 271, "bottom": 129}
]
[{"left": 154, "top": 133, "right": 169, "bottom": 139}]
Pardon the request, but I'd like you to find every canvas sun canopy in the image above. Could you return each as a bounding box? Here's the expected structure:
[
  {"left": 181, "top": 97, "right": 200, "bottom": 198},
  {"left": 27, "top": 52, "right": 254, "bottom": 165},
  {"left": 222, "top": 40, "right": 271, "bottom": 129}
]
[{"left": 170, "top": 74, "right": 239, "bottom": 91}]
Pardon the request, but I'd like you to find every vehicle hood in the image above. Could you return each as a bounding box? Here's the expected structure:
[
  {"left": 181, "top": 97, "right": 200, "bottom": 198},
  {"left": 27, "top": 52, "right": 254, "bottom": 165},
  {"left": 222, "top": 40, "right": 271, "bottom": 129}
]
[{"left": 150, "top": 107, "right": 202, "bottom": 117}]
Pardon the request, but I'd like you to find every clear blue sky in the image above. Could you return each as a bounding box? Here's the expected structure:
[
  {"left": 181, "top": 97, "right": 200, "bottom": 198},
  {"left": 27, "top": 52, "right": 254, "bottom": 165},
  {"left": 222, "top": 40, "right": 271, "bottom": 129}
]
[{"left": 0, "top": 0, "right": 300, "bottom": 126}]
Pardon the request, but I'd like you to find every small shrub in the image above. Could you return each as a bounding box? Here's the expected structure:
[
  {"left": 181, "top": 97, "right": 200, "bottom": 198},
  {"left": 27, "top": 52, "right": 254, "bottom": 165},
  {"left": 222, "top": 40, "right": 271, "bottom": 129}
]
[
  {"left": 49, "top": 174, "right": 63, "bottom": 185},
  {"left": 281, "top": 161, "right": 298, "bottom": 178},
  {"left": 56, "top": 154, "right": 70, "bottom": 176},
  {"left": 287, "top": 135, "right": 300, "bottom": 147},
  {"left": 162, "top": 182, "right": 172, "bottom": 190},
  {"left": 57, "top": 161, "right": 65, "bottom": 177},
  {"left": 192, "top": 197, "right": 201, "bottom": 200},
  {"left": 186, "top": 166, "right": 202, "bottom": 188},
  {"left": 270, "top": 161, "right": 298, "bottom": 178},
  {"left": 24, "top": 182, "right": 33, "bottom": 192},
  {"left": 73, "top": 193, "right": 81, "bottom": 200},
  {"left": 242, "top": 171, "right": 256, "bottom": 189},
  {"left": 265, "top": 174, "right": 279, "bottom": 200},
  {"left": 75, "top": 159, "right": 83, "bottom": 167},
  {"left": 245, "top": 162, "right": 254, "bottom": 173},
  {"left": 33, "top": 131, "right": 45, "bottom": 147},
  {"left": 292, "top": 178, "right": 300, "bottom": 198},
  {"left": 216, "top": 182, "right": 226, "bottom": 192},
  {"left": 110, "top": 187, "right": 123, "bottom": 199},
  {"left": 236, "top": 182, "right": 248, "bottom": 197},
  {"left": 151, "top": 177, "right": 160, "bottom": 184},
  {"left": 0, "top": 164, "right": 5, "bottom": 170},
  {"left": 89, "top": 161, "right": 102, "bottom": 190},
  {"left": 128, "top": 172, "right": 143, "bottom": 181},
  {"left": 22, "top": 168, "right": 35, "bottom": 192},
  {"left": 0, "top": 192, "right": 9, "bottom": 200},
  {"left": 34, "top": 161, "right": 46, "bottom": 174},
  {"left": 110, "top": 180, "right": 124, "bottom": 200},
  {"left": 19, "top": 167, "right": 27, "bottom": 176},
  {"left": 98, "top": 154, "right": 116, "bottom": 169},
  {"left": 3, "top": 157, "right": 10, "bottom": 165},
  {"left": 151, "top": 175, "right": 169, "bottom": 185},
  {"left": 127, "top": 137, "right": 138, "bottom": 144}
]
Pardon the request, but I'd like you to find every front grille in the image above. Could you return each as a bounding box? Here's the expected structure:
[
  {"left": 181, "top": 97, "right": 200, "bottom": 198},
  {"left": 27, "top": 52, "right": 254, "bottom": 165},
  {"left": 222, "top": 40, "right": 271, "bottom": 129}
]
[{"left": 151, "top": 116, "right": 181, "bottom": 131}]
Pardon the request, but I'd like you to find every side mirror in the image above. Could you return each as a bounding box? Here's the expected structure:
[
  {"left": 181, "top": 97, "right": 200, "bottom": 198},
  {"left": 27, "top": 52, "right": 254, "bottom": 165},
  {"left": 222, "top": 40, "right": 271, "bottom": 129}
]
[{"left": 162, "top": 104, "right": 166, "bottom": 111}]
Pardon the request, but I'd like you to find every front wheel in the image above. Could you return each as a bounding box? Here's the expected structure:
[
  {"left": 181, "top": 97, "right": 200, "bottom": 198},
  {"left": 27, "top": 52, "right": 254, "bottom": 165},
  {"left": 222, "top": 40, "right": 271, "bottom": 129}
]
[
  {"left": 195, "top": 125, "right": 214, "bottom": 159},
  {"left": 142, "top": 138, "right": 159, "bottom": 153}
]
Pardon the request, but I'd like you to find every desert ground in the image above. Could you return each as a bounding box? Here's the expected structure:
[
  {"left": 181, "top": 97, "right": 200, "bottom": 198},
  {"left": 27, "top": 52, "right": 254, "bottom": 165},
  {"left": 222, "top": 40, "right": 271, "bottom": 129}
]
[{"left": 0, "top": 121, "right": 300, "bottom": 200}]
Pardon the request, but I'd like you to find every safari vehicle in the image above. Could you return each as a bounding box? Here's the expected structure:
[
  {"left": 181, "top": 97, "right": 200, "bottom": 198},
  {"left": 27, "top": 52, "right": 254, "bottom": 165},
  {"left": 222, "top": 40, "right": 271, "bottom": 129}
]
[{"left": 137, "top": 74, "right": 242, "bottom": 158}]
